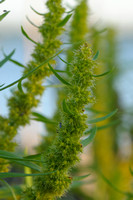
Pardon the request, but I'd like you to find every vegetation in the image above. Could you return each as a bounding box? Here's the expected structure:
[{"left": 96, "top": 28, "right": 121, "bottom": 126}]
[{"left": 0, "top": 0, "right": 133, "bottom": 199}]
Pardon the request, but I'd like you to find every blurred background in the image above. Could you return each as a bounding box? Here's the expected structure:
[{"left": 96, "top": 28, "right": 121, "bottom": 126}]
[{"left": 0, "top": 0, "right": 133, "bottom": 199}]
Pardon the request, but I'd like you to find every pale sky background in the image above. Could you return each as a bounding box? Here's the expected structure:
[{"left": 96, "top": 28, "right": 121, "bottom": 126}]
[
  {"left": 0, "top": 0, "right": 133, "bottom": 151},
  {"left": 0, "top": 0, "right": 133, "bottom": 29}
]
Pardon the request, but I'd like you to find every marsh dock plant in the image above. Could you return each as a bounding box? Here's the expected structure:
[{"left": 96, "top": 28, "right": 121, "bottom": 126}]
[
  {"left": 0, "top": 0, "right": 65, "bottom": 172},
  {"left": 21, "top": 43, "right": 96, "bottom": 200},
  {"left": 37, "top": 0, "right": 89, "bottom": 154}
]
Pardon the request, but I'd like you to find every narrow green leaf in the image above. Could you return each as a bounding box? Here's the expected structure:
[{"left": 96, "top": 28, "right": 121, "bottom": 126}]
[
  {"left": 55, "top": 69, "right": 67, "bottom": 73},
  {"left": 66, "top": 9, "right": 75, "bottom": 14},
  {"left": 88, "top": 109, "right": 118, "bottom": 124},
  {"left": 21, "top": 26, "right": 37, "bottom": 44},
  {"left": 17, "top": 81, "right": 24, "bottom": 93},
  {"left": 2, "top": 49, "right": 26, "bottom": 68},
  {"left": 71, "top": 179, "right": 96, "bottom": 188},
  {"left": 62, "top": 99, "right": 73, "bottom": 115},
  {"left": 0, "top": 11, "right": 10, "bottom": 21},
  {"left": 32, "top": 112, "right": 57, "bottom": 124},
  {"left": 30, "top": 6, "right": 44, "bottom": 16},
  {"left": 9, "top": 58, "right": 26, "bottom": 68},
  {"left": 97, "top": 119, "right": 120, "bottom": 130},
  {"left": 0, "top": 150, "right": 41, "bottom": 171},
  {"left": 57, "top": 55, "right": 71, "bottom": 65},
  {"left": 84, "top": 120, "right": 120, "bottom": 135},
  {"left": 0, "top": 171, "right": 56, "bottom": 179},
  {"left": 85, "top": 107, "right": 107, "bottom": 114},
  {"left": 0, "top": 84, "right": 5, "bottom": 87},
  {"left": 92, "top": 69, "right": 112, "bottom": 77},
  {"left": 48, "top": 63, "right": 71, "bottom": 86},
  {"left": 23, "top": 153, "right": 42, "bottom": 160},
  {"left": 0, "top": 155, "right": 42, "bottom": 164},
  {"left": 0, "top": 0, "right": 5, "bottom": 3},
  {"left": 81, "top": 126, "right": 97, "bottom": 147},
  {"left": 93, "top": 50, "right": 99, "bottom": 61},
  {"left": 83, "top": 129, "right": 91, "bottom": 135},
  {"left": 0, "top": 49, "right": 63, "bottom": 91},
  {"left": 26, "top": 15, "right": 39, "bottom": 28},
  {"left": 0, "top": 179, "right": 17, "bottom": 200},
  {"left": 73, "top": 174, "right": 90, "bottom": 181},
  {"left": 0, "top": 49, "right": 15, "bottom": 67},
  {"left": 58, "top": 14, "right": 72, "bottom": 27}
]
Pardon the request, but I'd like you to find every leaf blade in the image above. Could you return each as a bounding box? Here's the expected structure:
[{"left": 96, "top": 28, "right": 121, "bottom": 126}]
[
  {"left": 48, "top": 63, "right": 71, "bottom": 86},
  {"left": 26, "top": 15, "right": 39, "bottom": 28},
  {"left": 32, "top": 112, "right": 57, "bottom": 124},
  {"left": 81, "top": 126, "right": 97, "bottom": 147},
  {"left": 0, "top": 150, "right": 41, "bottom": 172},
  {"left": 57, "top": 55, "right": 71, "bottom": 65},
  {"left": 93, "top": 50, "right": 99, "bottom": 61},
  {"left": 92, "top": 69, "right": 111, "bottom": 77},
  {"left": 58, "top": 14, "right": 72, "bottom": 27},
  {"left": 0, "top": 49, "right": 15, "bottom": 67},
  {"left": 30, "top": 6, "right": 44, "bottom": 16},
  {"left": 0, "top": 11, "right": 10, "bottom": 21},
  {"left": 17, "top": 81, "right": 24, "bottom": 93},
  {"left": 0, "top": 0, "right": 5, "bottom": 3},
  {"left": 71, "top": 179, "right": 96, "bottom": 188},
  {"left": 0, "top": 49, "right": 63, "bottom": 91},
  {"left": 0, "top": 171, "right": 56, "bottom": 178},
  {"left": 73, "top": 173, "right": 90, "bottom": 181},
  {"left": 9, "top": 58, "right": 26, "bottom": 68},
  {"left": 88, "top": 109, "right": 118, "bottom": 124},
  {"left": 21, "top": 26, "right": 37, "bottom": 44}
]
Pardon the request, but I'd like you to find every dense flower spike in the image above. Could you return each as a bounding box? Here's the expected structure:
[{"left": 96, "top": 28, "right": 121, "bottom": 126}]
[
  {"left": 37, "top": 0, "right": 90, "bottom": 154},
  {"left": 27, "top": 43, "right": 96, "bottom": 200},
  {"left": 0, "top": 0, "right": 65, "bottom": 172}
]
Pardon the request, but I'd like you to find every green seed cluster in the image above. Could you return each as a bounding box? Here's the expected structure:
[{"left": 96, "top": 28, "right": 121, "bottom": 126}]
[
  {"left": 0, "top": 0, "right": 65, "bottom": 172},
  {"left": 37, "top": 0, "right": 89, "bottom": 154},
  {"left": 31, "top": 43, "right": 96, "bottom": 200}
]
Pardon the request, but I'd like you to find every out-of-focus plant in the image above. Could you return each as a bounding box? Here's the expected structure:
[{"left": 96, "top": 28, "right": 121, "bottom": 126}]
[{"left": 91, "top": 27, "right": 133, "bottom": 200}]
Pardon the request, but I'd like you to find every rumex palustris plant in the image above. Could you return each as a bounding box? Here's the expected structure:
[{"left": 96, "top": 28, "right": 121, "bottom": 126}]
[
  {"left": 22, "top": 42, "right": 96, "bottom": 200},
  {"left": 37, "top": 0, "right": 89, "bottom": 154},
  {"left": 0, "top": 0, "right": 65, "bottom": 172}
]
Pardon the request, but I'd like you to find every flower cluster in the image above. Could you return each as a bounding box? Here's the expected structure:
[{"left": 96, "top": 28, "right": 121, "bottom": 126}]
[{"left": 29, "top": 43, "right": 96, "bottom": 200}]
